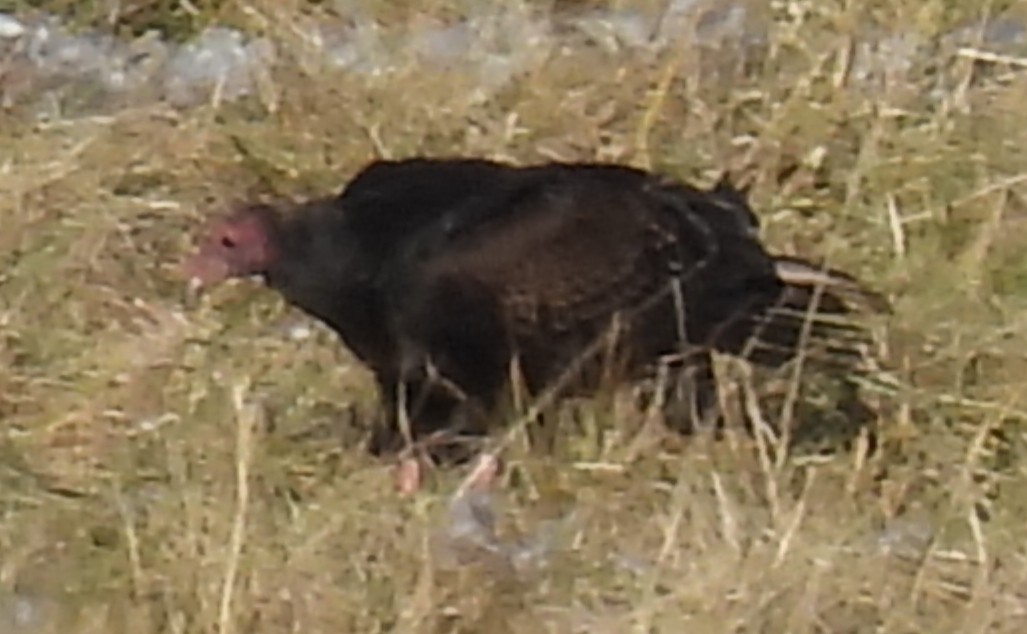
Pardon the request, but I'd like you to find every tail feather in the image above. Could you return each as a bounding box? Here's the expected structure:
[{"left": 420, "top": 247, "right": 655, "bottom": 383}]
[
  {"left": 738, "top": 257, "right": 889, "bottom": 371},
  {"left": 773, "top": 256, "right": 891, "bottom": 314}
]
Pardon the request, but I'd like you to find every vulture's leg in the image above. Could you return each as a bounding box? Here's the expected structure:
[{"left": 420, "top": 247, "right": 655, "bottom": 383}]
[
  {"left": 368, "top": 365, "right": 493, "bottom": 494},
  {"left": 380, "top": 278, "right": 512, "bottom": 493},
  {"left": 378, "top": 355, "right": 499, "bottom": 492},
  {"left": 366, "top": 373, "right": 404, "bottom": 457},
  {"left": 365, "top": 371, "right": 470, "bottom": 453},
  {"left": 525, "top": 408, "right": 560, "bottom": 454},
  {"left": 365, "top": 368, "right": 480, "bottom": 494},
  {"left": 365, "top": 373, "right": 426, "bottom": 495},
  {"left": 660, "top": 350, "right": 722, "bottom": 435}
]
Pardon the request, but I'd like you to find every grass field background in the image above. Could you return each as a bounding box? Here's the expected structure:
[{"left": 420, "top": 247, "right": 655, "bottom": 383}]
[{"left": 3, "top": 0, "right": 1027, "bottom": 631}]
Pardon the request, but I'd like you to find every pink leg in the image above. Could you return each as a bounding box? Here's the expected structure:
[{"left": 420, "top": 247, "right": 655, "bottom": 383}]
[
  {"left": 456, "top": 452, "right": 502, "bottom": 496},
  {"left": 395, "top": 451, "right": 502, "bottom": 496},
  {"left": 395, "top": 454, "right": 423, "bottom": 496}
]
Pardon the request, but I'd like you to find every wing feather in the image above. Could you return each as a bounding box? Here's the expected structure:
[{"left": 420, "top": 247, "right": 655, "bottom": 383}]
[{"left": 404, "top": 177, "right": 703, "bottom": 339}]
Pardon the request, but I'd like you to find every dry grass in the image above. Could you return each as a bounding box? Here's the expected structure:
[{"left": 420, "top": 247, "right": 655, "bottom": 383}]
[{"left": 3, "top": 0, "right": 1027, "bottom": 631}]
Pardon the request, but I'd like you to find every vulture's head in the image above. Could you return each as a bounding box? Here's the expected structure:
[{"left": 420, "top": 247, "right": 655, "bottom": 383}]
[{"left": 183, "top": 204, "right": 281, "bottom": 287}]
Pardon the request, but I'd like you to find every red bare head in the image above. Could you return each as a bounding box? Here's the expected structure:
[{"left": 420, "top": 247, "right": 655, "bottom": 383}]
[{"left": 183, "top": 204, "right": 282, "bottom": 287}]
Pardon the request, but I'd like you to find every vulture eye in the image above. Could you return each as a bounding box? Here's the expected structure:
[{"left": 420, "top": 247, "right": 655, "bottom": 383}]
[{"left": 220, "top": 236, "right": 237, "bottom": 248}]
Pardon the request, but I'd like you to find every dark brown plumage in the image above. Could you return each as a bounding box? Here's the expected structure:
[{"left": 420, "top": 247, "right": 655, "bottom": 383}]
[{"left": 184, "top": 157, "right": 887, "bottom": 465}]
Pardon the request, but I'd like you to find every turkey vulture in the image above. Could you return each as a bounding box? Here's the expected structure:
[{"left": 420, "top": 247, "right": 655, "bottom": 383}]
[{"left": 184, "top": 157, "right": 887, "bottom": 470}]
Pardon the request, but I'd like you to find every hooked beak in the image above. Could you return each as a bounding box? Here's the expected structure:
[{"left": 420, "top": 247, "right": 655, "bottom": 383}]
[{"left": 181, "top": 253, "right": 230, "bottom": 291}]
